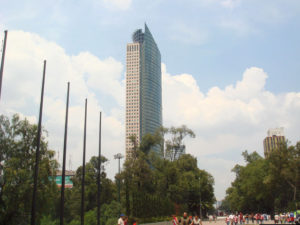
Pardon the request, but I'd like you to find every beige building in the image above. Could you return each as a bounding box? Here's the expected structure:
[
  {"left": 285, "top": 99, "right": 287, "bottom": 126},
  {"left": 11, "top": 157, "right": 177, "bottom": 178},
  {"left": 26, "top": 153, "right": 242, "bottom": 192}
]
[
  {"left": 263, "top": 127, "right": 285, "bottom": 157},
  {"left": 126, "top": 43, "right": 141, "bottom": 158}
]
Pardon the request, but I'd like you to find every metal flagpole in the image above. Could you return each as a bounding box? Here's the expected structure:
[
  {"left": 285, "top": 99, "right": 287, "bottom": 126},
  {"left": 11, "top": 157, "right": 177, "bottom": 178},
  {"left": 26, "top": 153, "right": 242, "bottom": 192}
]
[
  {"left": 0, "top": 30, "right": 8, "bottom": 100},
  {"left": 31, "top": 60, "right": 47, "bottom": 225},
  {"left": 60, "top": 82, "right": 70, "bottom": 225},
  {"left": 81, "top": 99, "right": 87, "bottom": 225},
  {"left": 97, "top": 112, "right": 102, "bottom": 225}
]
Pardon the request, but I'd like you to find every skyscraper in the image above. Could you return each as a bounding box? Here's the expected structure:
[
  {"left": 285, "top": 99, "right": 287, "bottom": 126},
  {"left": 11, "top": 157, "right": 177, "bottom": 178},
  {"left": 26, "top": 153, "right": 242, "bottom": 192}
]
[
  {"left": 125, "top": 24, "right": 162, "bottom": 158},
  {"left": 263, "top": 127, "right": 285, "bottom": 157}
]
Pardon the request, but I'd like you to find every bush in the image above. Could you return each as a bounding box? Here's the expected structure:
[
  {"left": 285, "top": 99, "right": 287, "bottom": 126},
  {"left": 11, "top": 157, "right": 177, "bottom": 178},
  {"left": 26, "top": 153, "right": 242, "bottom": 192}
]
[
  {"left": 68, "top": 220, "right": 80, "bottom": 225},
  {"left": 106, "top": 217, "right": 118, "bottom": 225},
  {"left": 40, "top": 215, "right": 58, "bottom": 225}
]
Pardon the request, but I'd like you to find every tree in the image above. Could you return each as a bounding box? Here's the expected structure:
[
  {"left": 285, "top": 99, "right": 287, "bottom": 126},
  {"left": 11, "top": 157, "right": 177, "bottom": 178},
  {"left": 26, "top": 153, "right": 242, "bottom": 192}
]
[
  {"left": 266, "top": 142, "right": 300, "bottom": 209},
  {"left": 165, "top": 125, "right": 195, "bottom": 161},
  {"left": 64, "top": 156, "right": 115, "bottom": 223},
  {"left": 0, "top": 114, "right": 59, "bottom": 225},
  {"left": 120, "top": 144, "right": 215, "bottom": 220},
  {"left": 224, "top": 145, "right": 300, "bottom": 213}
]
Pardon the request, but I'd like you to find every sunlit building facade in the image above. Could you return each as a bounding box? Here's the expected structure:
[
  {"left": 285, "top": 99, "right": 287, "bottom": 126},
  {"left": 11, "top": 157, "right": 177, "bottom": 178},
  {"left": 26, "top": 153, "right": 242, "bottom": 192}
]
[
  {"left": 263, "top": 127, "right": 285, "bottom": 157},
  {"left": 125, "top": 24, "right": 162, "bottom": 158}
]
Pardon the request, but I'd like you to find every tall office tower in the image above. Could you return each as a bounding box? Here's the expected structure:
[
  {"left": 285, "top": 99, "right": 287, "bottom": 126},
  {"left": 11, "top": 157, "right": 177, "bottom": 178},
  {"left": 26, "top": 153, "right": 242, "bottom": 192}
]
[
  {"left": 125, "top": 24, "right": 162, "bottom": 158},
  {"left": 263, "top": 127, "right": 285, "bottom": 157}
]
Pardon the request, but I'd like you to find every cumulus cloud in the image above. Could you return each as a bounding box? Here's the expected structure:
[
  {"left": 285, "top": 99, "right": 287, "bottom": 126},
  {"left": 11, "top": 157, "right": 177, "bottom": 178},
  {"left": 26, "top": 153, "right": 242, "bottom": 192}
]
[
  {"left": 162, "top": 63, "right": 300, "bottom": 199},
  {"left": 0, "top": 30, "right": 125, "bottom": 179}
]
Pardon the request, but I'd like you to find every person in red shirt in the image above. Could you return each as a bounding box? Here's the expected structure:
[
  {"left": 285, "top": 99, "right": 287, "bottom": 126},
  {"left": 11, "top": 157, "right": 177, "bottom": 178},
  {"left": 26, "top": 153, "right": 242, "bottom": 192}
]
[
  {"left": 225, "top": 216, "right": 230, "bottom": 225},
  {"left": 239, "top": 213, "right": 243, "bottom": 224},
  {"left": 172, "top": 215, "right": 179, "bottom": 225}
]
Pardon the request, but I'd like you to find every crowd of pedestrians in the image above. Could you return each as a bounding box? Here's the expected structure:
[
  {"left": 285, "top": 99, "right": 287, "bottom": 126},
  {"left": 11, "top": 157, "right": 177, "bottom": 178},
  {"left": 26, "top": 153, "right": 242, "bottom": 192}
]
[
  {"left": 117, "top": 211, "right": 298, "bottom": 225},
  {"left": 274, "top": 212, "right": 297, "bottom": 224},
  {"left": 224, "top": 212, "right": 298, "bottom": 224},
  {"left": 225, "top": 213, "right": 270, "bottom": 225},
  {"left": 118, "top": 212, "right": 203, "bottom": 225}
]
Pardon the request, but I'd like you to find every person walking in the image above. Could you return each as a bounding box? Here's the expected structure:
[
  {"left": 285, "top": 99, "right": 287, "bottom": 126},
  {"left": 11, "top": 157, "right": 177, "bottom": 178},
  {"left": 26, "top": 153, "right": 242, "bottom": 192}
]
[
  {"left": 274, "top": 213, "right": 279, "bottom": 224},
  {"left": 239, "top": 212, "right": 243, "bottom": 225},
  {"left": 209, "top": 215, "right": 213, "bottom": 223},
  {"left": 118, "top": 214, "right": 125, "bottom": 225},
  {"left": 225, "top": 215, "right": 230, "bottom": 225},
  {"left": 250, "top": 213, "right": 254, "bottom": 224},
  {"left": 229, "top": 213, "right": 234, "bottom": 225},
  {"left": 191, "top": 215, "right": 202, "bottom": 225},
  {"left": 245, "top": 214, "right": 249, "bottom": 224},
  {"left": 172, "top": 215, "right": 179, "bottom": 225},
  {"left": 234, "top": 214, "right": 238, "bottom": 225},
  {"left": 179, "top": 212, "right": 192, "bottom": 225}
]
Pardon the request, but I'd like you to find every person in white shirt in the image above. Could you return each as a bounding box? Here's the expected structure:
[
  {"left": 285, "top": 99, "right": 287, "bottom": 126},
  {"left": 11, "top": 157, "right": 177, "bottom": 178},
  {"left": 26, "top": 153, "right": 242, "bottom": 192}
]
[
  {"left": 229, "top": 214, "right": 234, "bottom": 225},
  {"left": 118, "top": 214, "right": 125, "bottom": 225},
  {"left": 191, "top": 215, "right": 202, "bottom": 225},
  {"left": 274, "top": 214, "right": 279, "bottom": 224}
]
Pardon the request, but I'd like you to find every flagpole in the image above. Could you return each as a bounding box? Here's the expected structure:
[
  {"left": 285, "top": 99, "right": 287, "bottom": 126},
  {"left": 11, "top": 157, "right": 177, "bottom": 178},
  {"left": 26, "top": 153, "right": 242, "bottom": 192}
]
[
  {"left": 97, "top": 112, "right": 102, "bottom": 225},
  {"left": 0, "top": 30, "right": 8, "bottom": 100},
  {"left": 31, "top": 60, "right": 47, "bottom": 225},
  {"left": 81, "top": 98, "right": 87, "bottom": 225},
  {"left": 60, "top": 82, "right": 70, "bottom": 225}
]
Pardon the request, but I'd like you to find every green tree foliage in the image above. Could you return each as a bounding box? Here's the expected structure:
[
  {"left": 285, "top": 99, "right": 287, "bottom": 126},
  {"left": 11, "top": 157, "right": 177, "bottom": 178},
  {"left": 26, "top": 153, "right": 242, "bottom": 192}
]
[
  {"left": 224, "top": 144, "right": 300, "bottom": 213},
  {"left": 165, "top": 125, "right": 196, "bottom": 161},
  {"left": 0, "top": 114, "right": 59, "bottom": 225},
  {"left": 64, "top": 156, "right": 116, "bottom": 224},
  {"left": 121, "top": 127, "right": 215, "bottom": 220}
]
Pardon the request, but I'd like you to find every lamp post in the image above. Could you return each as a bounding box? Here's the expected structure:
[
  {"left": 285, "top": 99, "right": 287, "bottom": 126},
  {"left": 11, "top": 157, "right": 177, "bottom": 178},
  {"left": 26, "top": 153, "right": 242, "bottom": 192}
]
[
  {"left": 114, "top": 153, "right": 124, "bottom": 205},
  {"left": 199, "top": 174, "right": 202, "bottom": 219}
]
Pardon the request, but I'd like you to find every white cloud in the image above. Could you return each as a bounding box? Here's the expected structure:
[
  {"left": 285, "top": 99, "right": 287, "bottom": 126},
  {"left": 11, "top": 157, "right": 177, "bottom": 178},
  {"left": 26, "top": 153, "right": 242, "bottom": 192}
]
[
  {"left": 102, "top": 0, "right": 132, "bottom": 10},
  {"left": 220, "top": 0, "right": 240, "bottom": 9},
  {"left": 0, "top": 30, "right": 125, "bottom": 180},
  {"left": 162, "top": 63, "right": 300, "bottom": 200}
]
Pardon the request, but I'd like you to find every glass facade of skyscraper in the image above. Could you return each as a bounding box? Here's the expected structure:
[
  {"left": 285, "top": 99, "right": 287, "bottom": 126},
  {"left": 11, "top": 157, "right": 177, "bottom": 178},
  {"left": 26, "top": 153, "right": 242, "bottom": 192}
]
[{"left": 140, "top": 25, "right": 162, "bottom": 140}]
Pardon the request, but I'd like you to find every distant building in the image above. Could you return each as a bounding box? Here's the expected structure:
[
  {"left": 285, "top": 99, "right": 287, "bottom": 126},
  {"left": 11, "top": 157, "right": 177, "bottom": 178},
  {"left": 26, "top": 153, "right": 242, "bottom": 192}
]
[
  {"left": 125, "top": 24, "right": 162, "bottom": 158},
  {"left": 263, "top": 127, "right": 285, "bottom": 157}
]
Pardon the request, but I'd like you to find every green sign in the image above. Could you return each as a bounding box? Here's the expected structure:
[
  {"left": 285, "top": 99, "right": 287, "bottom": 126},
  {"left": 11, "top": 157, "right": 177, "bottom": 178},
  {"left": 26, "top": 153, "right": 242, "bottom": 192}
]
[{"left": 49, "top": 176, "right": 73, "bottom": 188}]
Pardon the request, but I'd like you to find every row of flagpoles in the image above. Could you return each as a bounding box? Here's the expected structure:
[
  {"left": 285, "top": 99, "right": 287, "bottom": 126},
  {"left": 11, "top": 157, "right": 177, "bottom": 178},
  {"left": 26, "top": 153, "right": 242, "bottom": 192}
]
[{"left": 0, "top": 30, "right": 103, "bottom": 225}]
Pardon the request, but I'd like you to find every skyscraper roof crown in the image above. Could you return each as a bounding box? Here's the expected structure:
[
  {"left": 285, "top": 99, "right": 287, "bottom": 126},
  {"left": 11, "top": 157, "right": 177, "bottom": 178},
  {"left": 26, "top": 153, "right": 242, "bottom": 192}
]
[{"left": 132, "top": 29, "right": 144, "bottom": 43}]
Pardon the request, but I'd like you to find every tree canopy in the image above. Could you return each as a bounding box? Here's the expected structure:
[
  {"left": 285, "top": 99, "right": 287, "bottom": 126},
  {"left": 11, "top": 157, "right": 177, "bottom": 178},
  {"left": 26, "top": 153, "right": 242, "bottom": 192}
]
[{"left": 223, "top": 143, "right": 300, "bottom": 214}]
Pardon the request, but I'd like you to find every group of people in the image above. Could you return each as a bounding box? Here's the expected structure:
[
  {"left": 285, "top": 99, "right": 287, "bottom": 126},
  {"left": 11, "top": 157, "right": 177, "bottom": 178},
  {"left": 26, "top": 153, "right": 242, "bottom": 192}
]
[
  {"left": 118, "top": 214, "right": 137, "bottom": 225},
  {"left": 274, "top": 212, "right": 297, "bottom": 224},
  {"left": 118, "top": 212, "right": 202, "bottom": 225},
  {"left": 225, "top": 213, "right": 270, "bottom": 225},
  {"left": 172, "top": 212, "right": 203, "bottom": 225}
]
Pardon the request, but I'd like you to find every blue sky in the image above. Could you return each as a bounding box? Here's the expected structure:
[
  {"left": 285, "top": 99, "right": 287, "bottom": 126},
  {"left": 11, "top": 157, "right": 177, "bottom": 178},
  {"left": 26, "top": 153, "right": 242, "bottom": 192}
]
[
  {"left": 2, "top": 0, "right": 300, "bottom": 93},
  {"left": 1, "top": 0, "right": 300, "bottom": 200}
]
